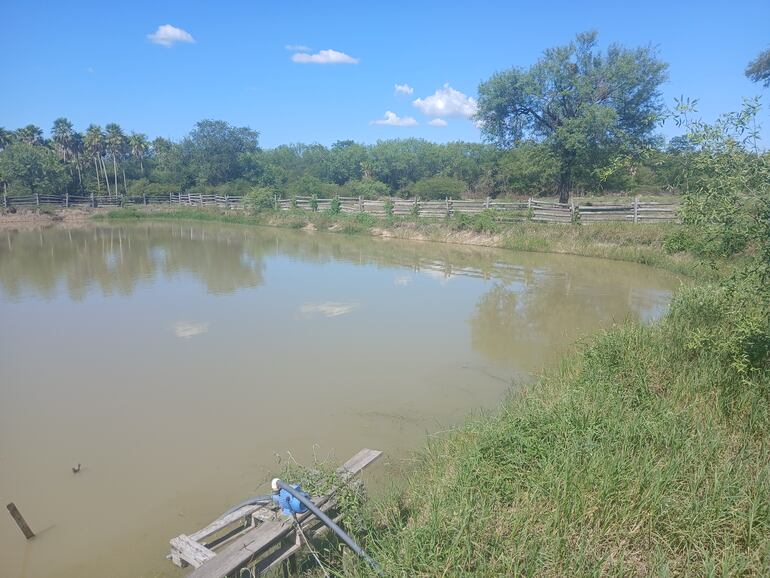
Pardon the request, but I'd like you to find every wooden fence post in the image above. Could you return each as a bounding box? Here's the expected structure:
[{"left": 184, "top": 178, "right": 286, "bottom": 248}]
[
  {"left": 445, "top": 196, "right": 450, "bottom": 218},
  {"left": 2, "top": 192, "right": 7, "bottom": 209},
  {"left": 143, "top": 193, "right": 147, "bottom": 206},
  {"left": 6, "top": 502, "right": 35, "bottom": 539},
  {"left": 91, "top": 192, "right": 95, "bottom": 208},
  {"left": 35, "top": 193, "right": 39, "bottom": 207},
  {"left": 225, "top": 194, "right": 229, "bottom": 209},
  {"left": 64, "top": 193, "right": 69, "bottom": 208},
  {"left": 527, "top": 197, "right": 532, "bottom": 220},
  {"left": 485, "top": 196, "right": 490, "bottom": 209},
  {"left": 359, "top": 196, "right": 363, "bottom": 212},
  {"left": 634, "top": 196, "right": 639, "bottom": 223}
]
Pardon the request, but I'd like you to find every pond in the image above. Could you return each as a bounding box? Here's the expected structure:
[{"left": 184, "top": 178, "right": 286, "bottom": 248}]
[{"left": 0, "top": 222, "right": 681, "bottom": 578}]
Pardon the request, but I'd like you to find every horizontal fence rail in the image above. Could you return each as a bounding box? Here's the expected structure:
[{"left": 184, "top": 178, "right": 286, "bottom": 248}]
[{"left": 2, "top": 192, "right": 679, "bottom": 224}]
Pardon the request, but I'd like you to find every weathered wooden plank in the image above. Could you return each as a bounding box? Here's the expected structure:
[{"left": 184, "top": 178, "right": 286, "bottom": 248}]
[
  {"left": 171, "top": 535, "right": 216, "bottom": 568},
  {"left": 188, "top": 505, "right": 263, "bottom": 543},
  {"left": 6, "top": 502, "right": 35, "bottom": 539}
]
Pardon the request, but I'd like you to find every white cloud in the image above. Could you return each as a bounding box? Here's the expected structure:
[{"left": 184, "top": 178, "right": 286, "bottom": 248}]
[
  {"left": 148, "top": 24, "right": 195, "bottom": 47},
  {"left": 291, "top": 49, "right": 359, "bottom": 64},
  {"left": 395, "top": 83, "right": 414, "bottom": 95},
  {"left": 285, "top": 44, "right": 311, "bottom": 52},
  {"left": 413, "top": 84, "right": 477, "bottom": 118},
  {"left": 173, "top": 321, "right": 208, "bottom": 339},
  {"left": 370, "top": 111, "right": 418, "bottom": 127},
  {"left": 394, "top": 276, "right": 411, "bottom": 286},
  {"left": 429, "top": 118, "right": 448, "bottom": 127},
  {"left": 300, "top": 302, "right": 359, "bottom": 318}
]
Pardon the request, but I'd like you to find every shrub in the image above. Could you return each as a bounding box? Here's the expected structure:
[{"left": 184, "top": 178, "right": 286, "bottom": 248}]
[
  {"left": 343, "top": 178, "right": 390, "bottom": 199},
  {"left": 329, "top": 196, "right": 341, "bottom": 214},
  {"left": 286, "top": 175, "right": 341, "bottom": 199},
  {"left": 453, "top": 210, "right": 500, "bottom": 234},
  {"left": 244, "top": 186, "right": 275, "bottom": 214},
  {"left": 404, "top": 175, "right": 466, "bottom": 200}
]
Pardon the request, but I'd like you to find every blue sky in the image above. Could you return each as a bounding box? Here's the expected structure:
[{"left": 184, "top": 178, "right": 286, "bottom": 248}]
[{"left": 1, "top": 0, "right": 768, "bottom": 147}]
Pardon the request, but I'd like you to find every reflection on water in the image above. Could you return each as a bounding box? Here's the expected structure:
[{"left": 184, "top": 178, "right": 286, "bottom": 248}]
[{"left": 0, "top": 222, "right": 681, "bottom": 578}]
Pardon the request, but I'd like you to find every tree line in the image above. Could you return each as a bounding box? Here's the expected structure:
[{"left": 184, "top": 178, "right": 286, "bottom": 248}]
[{"left": 1, "top": 32, "right": 767, "bottom": 204}]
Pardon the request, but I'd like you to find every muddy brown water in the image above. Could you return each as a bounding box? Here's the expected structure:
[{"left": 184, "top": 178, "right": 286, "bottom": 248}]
[{"left": 0, "top": 222, "right": 681, "bottom": 578}]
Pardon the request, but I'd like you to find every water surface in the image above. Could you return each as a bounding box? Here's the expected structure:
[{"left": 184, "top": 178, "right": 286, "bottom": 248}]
[{"left": 0, "top": 222, "right": 680, "bottom": 578}]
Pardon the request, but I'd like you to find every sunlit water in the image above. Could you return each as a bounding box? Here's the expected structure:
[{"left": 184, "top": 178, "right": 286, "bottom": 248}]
[{"left": 0, "top": 222, "right": 681, "bottom": 578}]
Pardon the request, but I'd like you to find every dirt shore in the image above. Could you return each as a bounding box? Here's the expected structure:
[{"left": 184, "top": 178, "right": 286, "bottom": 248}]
[{"left": 0, "top": 207, "right": 108, "bottom": 229}]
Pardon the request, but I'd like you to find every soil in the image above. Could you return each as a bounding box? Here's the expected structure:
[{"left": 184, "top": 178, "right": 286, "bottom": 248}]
[{"left": 0, "top": 207, "right": 106, "bottom": 229}]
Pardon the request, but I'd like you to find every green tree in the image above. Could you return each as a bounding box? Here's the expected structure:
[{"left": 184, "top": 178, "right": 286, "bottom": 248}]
[
  {"left": 0, "top": 141, "right": 69, "bottom": 196},
  {"left": 105, "top": 123, "right": 127, "bottom": 195},
  {"left": 476, "top": 31, "right": 668, "bottom": 202},
  {"left": 0, "top": 127, "right": 13, "bottom": 151},
  {"left": 745, "top": 47, "right": 770, "bottom": 87},
  {"left": 328, "top": 140, "right": 368, "bottom": 184},
  {"left": 15, "top": 125, "right": 44, "bottom": 146},
  {"left": 51, "top": 117, "right": 75, "bottom": 162},
  {"left": 672, "top": 98, "right": 770, "bottom": 377},
  {"left": 498, "top": 142, "right": 560, "bottom": 196},
  {"left": 128, "top": 133, "right": 149, "bottom": 175},
  {"left": 84, "top": 124, "right": 109, "bottom": 195},
  {"left": 181, "top": 120, "right": 260, "bottom": 186}
]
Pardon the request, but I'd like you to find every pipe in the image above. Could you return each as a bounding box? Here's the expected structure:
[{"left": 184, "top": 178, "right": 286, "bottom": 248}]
[
  {"left": 272, "top": 478, "right": 381, "bottom": 575},
  {"left": 221, "top": 494, "right": 273, "bottom": 517}
]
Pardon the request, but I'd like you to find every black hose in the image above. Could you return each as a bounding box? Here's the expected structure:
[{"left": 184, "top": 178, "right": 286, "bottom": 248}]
[
  {"left": 275, "top": 480, "right": 382, "bottom": 575},
  {"left": 221, "top": 494, "right": 273, "bottom": 517}
]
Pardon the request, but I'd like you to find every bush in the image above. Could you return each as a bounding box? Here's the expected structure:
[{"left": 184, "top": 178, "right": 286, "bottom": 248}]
[
  {"left": 286, "top": 175, "right": 341, "bottom": 199},
  {"left": 342, "top": 178, "right": 390, "bottom": 199},
  {"left": 453, "top": 210, "right": 500, "bottom": 234},
  {"left": 244, "top": 186, "right": 275, "bottom": 214},
  {"left": 354, "top": 212, "right": 377, "bottom": 227},
  {"left": 329, "top": 196, "right": 341, "bottom": 214},
  {"left": 404, "top": 175, "right": 466, "bottom": 200},
  {"left": 668, "top": 273, "right": 770, "bottom": 379}
]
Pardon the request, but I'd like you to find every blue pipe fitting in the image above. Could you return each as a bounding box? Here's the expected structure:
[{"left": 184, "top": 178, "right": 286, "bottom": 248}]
[{"left": 272, "top": 484, "right": 309, "bottom": 516}]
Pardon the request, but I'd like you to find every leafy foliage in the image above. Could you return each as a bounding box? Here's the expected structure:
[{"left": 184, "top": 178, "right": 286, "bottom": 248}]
[
  {"left": 244, "top": 186, "right": 275, "bottom": 214},
  {"left": 745, "top": 47, "right": 770, "bottom": 87},
  {"left": 476, "top": 31, "right": 668, "bottom": 202},
  {"left": 404, "top": 175, "right": 466, "bottom": 200},
  {"left": 0, "top": 142, "right": 68, "bottom": 195}
]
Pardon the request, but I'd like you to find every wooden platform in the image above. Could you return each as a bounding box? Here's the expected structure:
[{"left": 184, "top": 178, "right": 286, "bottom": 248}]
[{"left": 168, "top": 448, "right": 382, "bottom": 578}]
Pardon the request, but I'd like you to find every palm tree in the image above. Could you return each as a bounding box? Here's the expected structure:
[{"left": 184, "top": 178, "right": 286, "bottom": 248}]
[
  {"left": 105, "top": 123, "right": 126, "bottom": 196},
  {"left": 71, "top": 131, "right": 84, "bottom": 188},
  {"left": 51, "top": 117, "right": 75, "bottom": 163},
  {"left": 128, "top": 133, "right": 149, "bottom": 175},
  {"left": 0, "top": 127, "right": 13, "bottom": 151},
  {"left": 16, "top": 124, "right": 44, "bottom": 146},
  {"left": 84, "top": 124, "right": 108, "bottom": 195}
]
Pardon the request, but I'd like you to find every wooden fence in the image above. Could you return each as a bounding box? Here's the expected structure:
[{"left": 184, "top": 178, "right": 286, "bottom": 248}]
[{"left": 2, "top": 192, "right": 678, "bottom": 224}]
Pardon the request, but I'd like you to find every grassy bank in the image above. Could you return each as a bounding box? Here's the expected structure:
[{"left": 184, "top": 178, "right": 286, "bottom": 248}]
[
  {"left": 100, "top": 206, "right": 711, "bottom": 279},
  {"left": 345, "top": 278, "right": 770, "bottom": 576}
]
